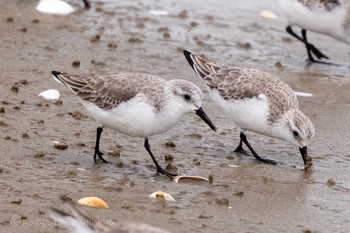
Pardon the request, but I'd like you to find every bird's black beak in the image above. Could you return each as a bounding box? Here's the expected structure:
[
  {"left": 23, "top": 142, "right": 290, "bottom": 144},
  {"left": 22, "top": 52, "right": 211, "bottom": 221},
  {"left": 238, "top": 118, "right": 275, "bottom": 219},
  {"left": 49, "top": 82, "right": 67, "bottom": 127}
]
[
  {"left": 299, "top": 146, "right": 308, "bottom": 165},
  {"left": 195, "top": 107, "right": 216, "bottom": 131}
]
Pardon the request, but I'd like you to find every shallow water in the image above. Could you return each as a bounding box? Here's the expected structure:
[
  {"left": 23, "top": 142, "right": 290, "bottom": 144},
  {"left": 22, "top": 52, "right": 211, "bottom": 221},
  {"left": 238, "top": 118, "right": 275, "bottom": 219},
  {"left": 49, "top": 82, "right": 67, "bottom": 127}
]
[{"left": 1, "top": 0, "right": 350, "bottom": 232}]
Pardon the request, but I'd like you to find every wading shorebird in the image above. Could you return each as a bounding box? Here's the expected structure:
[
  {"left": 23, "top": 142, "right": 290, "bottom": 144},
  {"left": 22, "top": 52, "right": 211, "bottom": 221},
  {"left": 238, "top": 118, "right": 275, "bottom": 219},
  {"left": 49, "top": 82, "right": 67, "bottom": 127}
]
[
  {"left": 51, "top": 71, "right": 216, "bottom": 178},
  {"left": 276, "top": 0, "right": 350, "bottom": 64},
  {"left": 183, "top": 50, "right": 315, "bottom": 167}
]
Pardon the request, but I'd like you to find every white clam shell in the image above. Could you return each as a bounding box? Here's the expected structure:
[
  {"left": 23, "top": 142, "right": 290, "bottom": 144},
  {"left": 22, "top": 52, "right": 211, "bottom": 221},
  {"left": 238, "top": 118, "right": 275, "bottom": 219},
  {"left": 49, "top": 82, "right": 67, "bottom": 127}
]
[
  {"left": 36, "top": 0, "right": 75, "bottom": 15},
  {"left": 149, "top": 191, "right": 175, "bottom": 202},
  {"left": 259, "top": 10, "right": 278, "bottom": 19},
  {"left": 39, "top": 89, "right": 60, "bottom": 100},
  {"left": 149, "top": 10, "right": 169, "bottom": 16}
]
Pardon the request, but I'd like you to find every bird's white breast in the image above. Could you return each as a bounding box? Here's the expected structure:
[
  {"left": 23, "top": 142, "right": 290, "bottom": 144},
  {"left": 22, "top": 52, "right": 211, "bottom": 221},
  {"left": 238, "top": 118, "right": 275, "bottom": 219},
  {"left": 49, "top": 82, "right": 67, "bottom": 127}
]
[
  {"left": 81, "top": 95, "right": 185, "bottom": 138},
  {"left": 209, "top": 89, "right": 272, "bottom": 135}
]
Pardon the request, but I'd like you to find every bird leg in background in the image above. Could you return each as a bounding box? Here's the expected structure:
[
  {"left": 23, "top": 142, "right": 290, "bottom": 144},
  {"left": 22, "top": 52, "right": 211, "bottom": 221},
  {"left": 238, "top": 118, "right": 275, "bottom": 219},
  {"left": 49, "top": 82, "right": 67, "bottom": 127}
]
[
  {"left": 94, "top": 127, "right": 109, "bottom": 163},
  {"left": 286, "top": 26, "right": 329, "bottom": 61}
]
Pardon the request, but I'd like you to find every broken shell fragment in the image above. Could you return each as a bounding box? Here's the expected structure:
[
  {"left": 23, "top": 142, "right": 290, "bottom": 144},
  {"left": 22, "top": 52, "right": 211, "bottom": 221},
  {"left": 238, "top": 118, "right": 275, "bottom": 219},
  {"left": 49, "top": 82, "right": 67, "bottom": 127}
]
[
  {"left": 38, "top": 89, "right": 60, "bottom": 101},
  {"left": 77, "top": 197, "right": 108, "bottom": 208},
  {"left": 259, "top": 10, "right": 278, "bottom": 19},
  {"left": 173, "top": 175, "right": 209, "bottom": 183},
  {"left": 149, "top": 191, "right": 175, "bottom": 202}
]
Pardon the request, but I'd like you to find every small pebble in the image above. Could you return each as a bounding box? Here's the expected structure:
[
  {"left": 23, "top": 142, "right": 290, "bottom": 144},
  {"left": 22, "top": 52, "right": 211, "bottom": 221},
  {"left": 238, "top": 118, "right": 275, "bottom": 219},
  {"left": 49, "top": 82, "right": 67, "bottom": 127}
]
[
  {"left": 177, "top": 10, "right": 188, "bottom": 19},
  {"left": 90, "top": 34, "right": 100, "bottom": 42},
  {"left": 72, "top": 60, "right": 81, "bottom": 67},
  {"left": 107, "top": 42, "right": 118, "bottom": 48},
  {"left": 326, "top": 178, "right": 336, "bottom": 187},
  {"left": 164, "top": 154, "right": 173, "bottom": 162},
  {"left": 233, "top": 191, "right": 244, "bottom": 197},
  {"left": 208, "top": 174, "right": 214, "bottom": 184},
  {"left": 54, "top": 142, "right": 68, "bottom": 150},
  {"left": 215, "top": 197, "right": 229, "bottom": 206},
  {"left": 164, "top": 141, "right": 176, "bottom": 148},
  {"left": 10, "top": 199, "right": 22, "bottom": 205},
  {"left": 193, "top": 158, "right": 201, "bottom": 166},
  {"left": 6, "top": 17, "right": 14, "bottom": 23},
  {"left": 128, "top": 37, "right": 143, "bottom": 43},
  {"left": 275, "top": 61, "right": 283, "bottom": 68},
  {"left": 34, "top": 152, "right": 45, "bottom": 158}
]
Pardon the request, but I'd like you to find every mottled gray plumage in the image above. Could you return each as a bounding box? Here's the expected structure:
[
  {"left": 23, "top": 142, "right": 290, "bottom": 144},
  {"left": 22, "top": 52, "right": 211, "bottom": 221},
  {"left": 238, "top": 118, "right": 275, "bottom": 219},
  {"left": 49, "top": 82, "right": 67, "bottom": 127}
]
[
  {"left": 188, "top": 53, "right": 298, "bottom": 124},
  {"left": 53, "top": 73, "right": 167, "bottom": 111},
  {"left": 184, "top": 50, "right": 314, "bottom": 166},
  {"left": 297, "top": 0, "right": 340, "bottom": 11}
]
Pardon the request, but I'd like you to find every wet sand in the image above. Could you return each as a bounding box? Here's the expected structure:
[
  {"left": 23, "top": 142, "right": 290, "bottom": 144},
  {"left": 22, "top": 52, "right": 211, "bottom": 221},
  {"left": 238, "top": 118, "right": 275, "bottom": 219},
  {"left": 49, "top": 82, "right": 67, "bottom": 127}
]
[{"left": 1, "top": 0, "right": 350, "bottom": 232}]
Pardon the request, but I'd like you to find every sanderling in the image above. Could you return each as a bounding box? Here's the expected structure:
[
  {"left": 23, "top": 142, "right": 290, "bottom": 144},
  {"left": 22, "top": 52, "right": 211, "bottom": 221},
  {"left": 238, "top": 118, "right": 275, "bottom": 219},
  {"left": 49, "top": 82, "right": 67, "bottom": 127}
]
[
  {"left": 51, "top": 198, "right": 171, "bottom": 233},
  {"left": 276, "top": 0, "right": 350, "bottom": 63},
  {"left": 183, "top": 50, "right": 315, "bottom": 166},
  {"left": 50, "top": 71, "right": 216, "bottom": 178}
]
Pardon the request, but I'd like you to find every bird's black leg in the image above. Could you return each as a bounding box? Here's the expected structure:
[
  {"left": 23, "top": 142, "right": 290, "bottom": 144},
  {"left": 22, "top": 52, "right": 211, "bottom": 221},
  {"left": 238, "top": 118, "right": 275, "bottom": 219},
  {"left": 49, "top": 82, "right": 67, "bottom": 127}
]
[
  {"left": 94, "top": 127, "right": 109, "bottom": 163},
  {"left": 301, "top": 29, "right": 316, "bottom": 62},
  {"left": 82, "top": 0, "right": 91, "bottom": 9},
  {"left": 144, "top": 138, "right": 177, "bottom": 178},
  {"left": 233, "top": 133, "right": 249, "bottom": 156},
  {"left": 300, "top": 29, "right": 336, "bottom": 66},
  {"left": 286, "top": 26, "right": 329, "bottom": 61},
  {"left": 239, "top": 132, "right": 277, "bottom": 165}
]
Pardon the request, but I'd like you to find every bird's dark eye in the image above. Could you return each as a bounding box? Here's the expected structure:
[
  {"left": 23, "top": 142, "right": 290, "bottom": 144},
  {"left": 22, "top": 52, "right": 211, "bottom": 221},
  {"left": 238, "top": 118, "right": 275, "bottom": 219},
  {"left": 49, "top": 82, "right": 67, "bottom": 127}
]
[
  {"left": 293, "top": 131, "right": 299, "bottom": 137},
  {"left": 184, "top": 94, "right": 191, "bottom": 100}
]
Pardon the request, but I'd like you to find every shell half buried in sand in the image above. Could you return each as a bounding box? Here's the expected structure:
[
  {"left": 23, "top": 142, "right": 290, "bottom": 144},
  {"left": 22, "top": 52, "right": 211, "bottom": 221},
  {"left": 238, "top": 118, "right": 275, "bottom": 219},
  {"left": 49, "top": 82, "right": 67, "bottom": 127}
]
[
  {"left": 38, "top": 89, "right": 60, "bottom": 101},
  {"left": 259, "top": 10, "right": 278, "bottom": 19},
  {"left": 77, "top": 197, "right": 108, "bottom": 208},
  {"left": 173, "top": 175, "right": 209, "bottom": 183},
  {"left": 149, "top": 191, "right": 176, "bottom": 202}
]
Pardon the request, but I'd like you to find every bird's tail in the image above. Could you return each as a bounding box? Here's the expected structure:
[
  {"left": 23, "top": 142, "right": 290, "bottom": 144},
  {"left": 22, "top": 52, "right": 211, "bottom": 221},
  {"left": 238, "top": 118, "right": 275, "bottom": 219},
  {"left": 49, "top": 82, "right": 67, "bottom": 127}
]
[{"left": 183, "top": 50, "right": 221, "bottom": 79}]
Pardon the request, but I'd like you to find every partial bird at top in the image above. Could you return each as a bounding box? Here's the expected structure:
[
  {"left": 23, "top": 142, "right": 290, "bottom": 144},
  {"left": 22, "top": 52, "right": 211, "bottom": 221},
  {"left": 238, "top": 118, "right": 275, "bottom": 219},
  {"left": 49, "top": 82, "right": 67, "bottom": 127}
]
[{"left": 276, "top": 0, "right": 350, "bottom": 64}]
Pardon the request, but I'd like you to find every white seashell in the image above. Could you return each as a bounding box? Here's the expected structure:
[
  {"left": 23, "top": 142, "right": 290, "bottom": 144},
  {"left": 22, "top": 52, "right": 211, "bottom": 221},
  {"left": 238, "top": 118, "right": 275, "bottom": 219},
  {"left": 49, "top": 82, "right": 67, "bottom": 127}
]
[
  {"left": 149, "top": 191, "right": 175, "bottom": 202},
  {"left": 173, "top": 175, "right": 209, "bottom": 183},
  {"left": 259, "top": 10, "right": 278, "bottom": 19},
  {"left": 36, "top": 0, "right": 75, "bottom": 15},
  {"left": 149, "top": 10, "right": 169, "bottom": 16},
  {"left": 294, "top": 91, "right": 313, "bottom": 97},
  {"left": 228, "top": 164, "right": 240, "bottom": 168},
  {"left": 39, "top": 89, "right": 60, "bottom": 100}
]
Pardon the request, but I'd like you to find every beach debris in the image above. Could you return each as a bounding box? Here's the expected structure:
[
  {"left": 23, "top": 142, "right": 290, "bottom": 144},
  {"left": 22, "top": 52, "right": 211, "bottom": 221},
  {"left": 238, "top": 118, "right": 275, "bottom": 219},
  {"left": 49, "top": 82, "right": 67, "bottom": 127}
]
[
  {"left": 173, "top": 175, "right": 209, "bottom": 183},
  {"left": 77, "top": 197, "right": 108, "bottom": 208},
  {"left": 149, "top": 10, "right": 169, "bottom": 16},
  {"left": 149, "top": 191, "right": 175, "bottom": 202},
  {"left": 36, "top": 0, "right": 75, "bottom": 15},
  {"left": 38, "top": 89, "right": 60, "bottom": 101},
  {"left": 259, "top": 10, "right": 278, "bottom": 19},
  {"left": 53, "top": 141, "right": 68, "bottom": 150}
]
